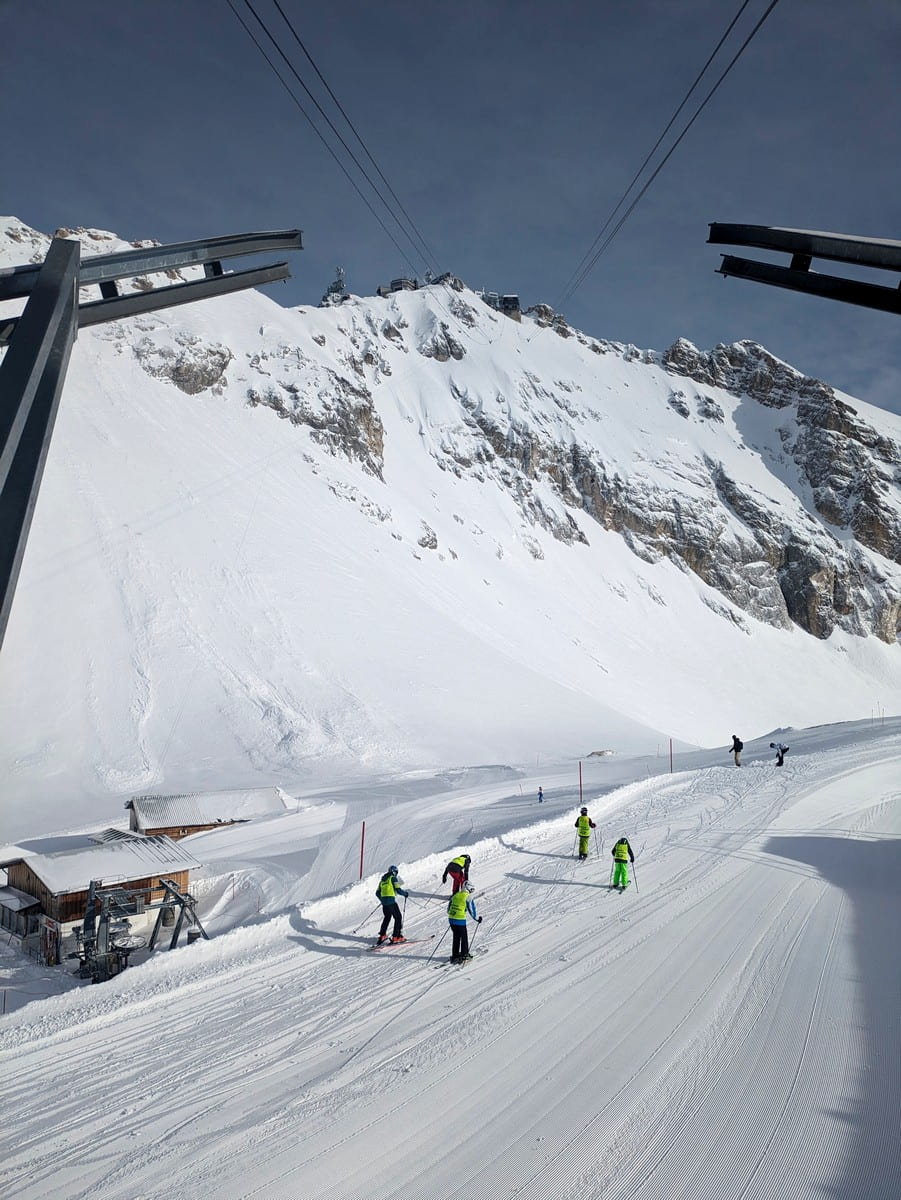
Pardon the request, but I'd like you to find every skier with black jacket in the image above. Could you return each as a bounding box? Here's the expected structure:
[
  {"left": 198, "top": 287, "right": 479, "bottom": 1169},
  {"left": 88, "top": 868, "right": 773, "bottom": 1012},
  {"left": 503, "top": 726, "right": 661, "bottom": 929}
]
[
  {"left": 375, "top": 866, "right": 408, "bottom": 945},
  {"left": 442, "top": 854, "right": 471, "bottom": 893},
  {"left": 730, "top": 735, "right": 743, "bottom": 766}
]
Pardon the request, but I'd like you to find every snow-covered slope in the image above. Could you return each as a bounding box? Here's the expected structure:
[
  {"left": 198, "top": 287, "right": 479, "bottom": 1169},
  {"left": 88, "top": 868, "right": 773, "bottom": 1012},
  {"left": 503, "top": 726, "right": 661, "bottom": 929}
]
[
  {"left": 0, "top": 220, "right": 899, "bottom": 837},
  {"left": 1, "top": 723, "right": 898, "bottom": 1199}
]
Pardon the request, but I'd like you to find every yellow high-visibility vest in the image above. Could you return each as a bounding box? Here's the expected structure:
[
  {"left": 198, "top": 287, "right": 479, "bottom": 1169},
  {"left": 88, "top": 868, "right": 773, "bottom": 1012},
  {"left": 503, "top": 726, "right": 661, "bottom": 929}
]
[
  {"left": 447, "top": 891, "right": 470, "bottom": 919},
  {"left": 378, "top": 876, "right": 399, "bottom": 899}
]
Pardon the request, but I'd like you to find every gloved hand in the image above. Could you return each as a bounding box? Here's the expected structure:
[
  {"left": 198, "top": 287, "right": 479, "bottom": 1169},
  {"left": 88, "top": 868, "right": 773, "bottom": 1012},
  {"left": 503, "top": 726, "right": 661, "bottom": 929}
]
[
  {"left": 477, "top": 916, "right": 483, "bottom": 923},
  {"left": 401, "top": 890, "right": 409, "bottom": 898}
]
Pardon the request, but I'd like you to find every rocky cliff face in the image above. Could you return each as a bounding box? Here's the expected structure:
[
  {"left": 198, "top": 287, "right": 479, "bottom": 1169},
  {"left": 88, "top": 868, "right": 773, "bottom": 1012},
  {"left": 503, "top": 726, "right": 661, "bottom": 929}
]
[
  {"left": 661, "top": 338, "right": 900, "bottom": 641},
  {"left": 119, "top": 288, "right": 901, "bottom": 645},
  {"left": 260, "top": 305, "right": 897, "bottom": 646},
  {"left": 3, "top": 220, "right": 898, "bottom": 647}
]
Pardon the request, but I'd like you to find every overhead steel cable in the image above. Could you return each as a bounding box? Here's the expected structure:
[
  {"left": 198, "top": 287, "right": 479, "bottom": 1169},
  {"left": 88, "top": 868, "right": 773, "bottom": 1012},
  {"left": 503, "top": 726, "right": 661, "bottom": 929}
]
[
  {"left": 559, "top": 0, "right": 784, "bottom": 310},
  {"left": 557, "top": 0, "right": 754, "bottom": 309},
  {"left": 227, "top": 0, "right": 423, "bottom": 279},
  {"left": 269, "top": 0, "right": 439, "bottom": 271}
]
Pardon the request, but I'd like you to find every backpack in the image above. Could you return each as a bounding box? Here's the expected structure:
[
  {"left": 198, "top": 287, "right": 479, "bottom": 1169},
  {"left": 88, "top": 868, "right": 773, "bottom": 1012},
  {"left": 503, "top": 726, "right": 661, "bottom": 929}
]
[{"left": 735, "top": 739, "right": 743, "bottom": 751}]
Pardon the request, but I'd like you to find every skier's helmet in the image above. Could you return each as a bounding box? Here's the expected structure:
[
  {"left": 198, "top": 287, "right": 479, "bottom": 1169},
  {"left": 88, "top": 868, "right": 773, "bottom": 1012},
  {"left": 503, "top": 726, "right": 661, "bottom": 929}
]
[
  {"left": 580, "top": 807, "right": 588, "bottom": 816},
  {"left": 464, "top": 882, "right": 476, "bottom": 895},
  {"left": 389, "top": 865, "right": 398, "bottom": 875},
  {"left": 769, "top": 742, "right": 775, "bottom": 748},
  {"left": 619, "top": 835, "right": 628, "bottom": 842}
]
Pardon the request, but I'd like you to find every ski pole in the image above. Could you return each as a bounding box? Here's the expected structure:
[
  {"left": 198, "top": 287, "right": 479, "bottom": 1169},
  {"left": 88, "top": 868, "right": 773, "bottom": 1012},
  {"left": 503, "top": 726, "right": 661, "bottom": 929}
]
[
  {"left": 593, "top": 829, "right": 601, "bottom": 859},
  {"left": 426, "top": 927, "right": 449, "bottom": 963},
  {"left": 469, "top": 917, "right": 483, "bottom": 953},
  {"left": 353, "top": 904, "right": 381, "bottom": 934},
  {"left": 631, "top": 862, "right": 639, "bottom": 893}
]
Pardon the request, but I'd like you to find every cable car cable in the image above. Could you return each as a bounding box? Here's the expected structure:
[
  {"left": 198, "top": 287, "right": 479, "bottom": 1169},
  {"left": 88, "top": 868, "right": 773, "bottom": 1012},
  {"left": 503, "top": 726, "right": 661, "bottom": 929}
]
[
  {"left": 556, "top": 0, "right": 754, "bottom": 308},
  {"left": 560, "top": 0, "right": 784, "bottom": 309},
  {"left": 269, "top": 0, "right": 439, "bottom": 271},
  {"left": 229, "top": 0, "right": 425, "bottom": 278}
]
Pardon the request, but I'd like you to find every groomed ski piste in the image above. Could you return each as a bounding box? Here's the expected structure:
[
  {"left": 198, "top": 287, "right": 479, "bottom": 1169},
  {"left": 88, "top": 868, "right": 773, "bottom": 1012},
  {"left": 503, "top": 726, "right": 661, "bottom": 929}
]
[{"left": 1, "top": 721, "right": 899, "bottom": 1200}]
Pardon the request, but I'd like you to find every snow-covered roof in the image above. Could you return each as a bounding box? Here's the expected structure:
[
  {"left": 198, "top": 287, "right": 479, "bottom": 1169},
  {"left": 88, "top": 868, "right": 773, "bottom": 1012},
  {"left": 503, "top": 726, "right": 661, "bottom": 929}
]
[
  {"left": 129, "top": 788, "right": 288, "bottom": 829},
  {"left": 0, "top": 885, "right": 40, "bottom": 911},
  {"left": 9, "top": 835, "right": 201, "bottom": 896}
]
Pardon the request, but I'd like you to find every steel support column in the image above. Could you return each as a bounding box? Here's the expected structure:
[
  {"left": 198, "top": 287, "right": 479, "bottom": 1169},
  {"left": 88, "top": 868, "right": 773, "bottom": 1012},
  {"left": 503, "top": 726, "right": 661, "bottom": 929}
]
[{"left": 0, "top": 238, "right": 79, "bottom": 648}]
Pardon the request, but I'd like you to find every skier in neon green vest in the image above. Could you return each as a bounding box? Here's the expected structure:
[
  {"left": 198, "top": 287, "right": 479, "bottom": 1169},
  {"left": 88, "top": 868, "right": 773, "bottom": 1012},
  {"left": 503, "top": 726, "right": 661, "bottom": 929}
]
[
  {"left": 375, "top": 866, "right": 409, "bottom": 944},
  {"left": 574, "top": 808, "right": 596, "bottom": 860},
  {"left": 611, "top": 836, "right": 634, "bottom": 891},
  {"left": 447, "top": 881, "right": 481, "bottom": 962}
]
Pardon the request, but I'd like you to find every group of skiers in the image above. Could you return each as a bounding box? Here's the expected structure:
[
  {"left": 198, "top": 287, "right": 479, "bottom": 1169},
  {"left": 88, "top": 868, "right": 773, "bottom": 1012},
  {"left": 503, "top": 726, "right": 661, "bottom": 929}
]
[
  {"left": 374, "top": 734, "right": 796, "bottom": 960},
  {"left": 731, "top": 735, "right": 790, "bottom": 767},
  {"left": 375, "top": 852, "right": 481, "bottom": 963},
  {"left": 374, "top": 817, "right": 636, "bottom": 961},
  {"left": 575, "top": 808, "right": 635, "bottom": 890}
]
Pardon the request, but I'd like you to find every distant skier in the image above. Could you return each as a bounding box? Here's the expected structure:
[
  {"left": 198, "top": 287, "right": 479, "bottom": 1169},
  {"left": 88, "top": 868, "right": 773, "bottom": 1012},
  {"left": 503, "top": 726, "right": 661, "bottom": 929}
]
[
  {"left": 574, "top": 808, "right": 596, "bottom": 860},
  {"left": 447, "top": 880, "right": 481, "bottom": 962},
  {"left": 538, "top": 786, "right": 544, "bottom": 804},
  {"left": 442, "top": 854, "right": 471, "bottom": 893},
  {"left": 375, "top": 866, "right": 408, "bottom": 945},
  {"left": 770, "top": 741, "right": 790, "bottom": 766},
  {"left": 730, "top": 734, "right": 743, "bottom": 766},
  {"left": 611, "top": 835, "right": 634, "bottom": 891}
]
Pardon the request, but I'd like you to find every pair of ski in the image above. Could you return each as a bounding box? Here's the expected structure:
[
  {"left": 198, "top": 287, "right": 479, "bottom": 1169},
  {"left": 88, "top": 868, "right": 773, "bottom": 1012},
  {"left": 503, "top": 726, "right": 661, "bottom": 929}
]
[
  {"left": 366, "top": 935, "right": 434, "bottom": 953},
  {"left": 434, "top": 948, "right": 487, "bottom": 969}
]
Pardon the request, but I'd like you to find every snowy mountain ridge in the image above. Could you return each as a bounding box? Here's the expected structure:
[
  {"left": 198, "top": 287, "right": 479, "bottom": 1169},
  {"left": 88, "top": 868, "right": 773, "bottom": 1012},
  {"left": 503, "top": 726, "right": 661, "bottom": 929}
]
[{"left": 0, "top": 218, "right": 899, "bottom": 831}]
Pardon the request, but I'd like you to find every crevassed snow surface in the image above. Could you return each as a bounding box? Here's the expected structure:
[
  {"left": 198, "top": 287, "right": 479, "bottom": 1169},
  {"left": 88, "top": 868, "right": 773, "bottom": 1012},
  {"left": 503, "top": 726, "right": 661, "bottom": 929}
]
[{"left": 1, "top": 722, "right": 898, "bottom": 1200}]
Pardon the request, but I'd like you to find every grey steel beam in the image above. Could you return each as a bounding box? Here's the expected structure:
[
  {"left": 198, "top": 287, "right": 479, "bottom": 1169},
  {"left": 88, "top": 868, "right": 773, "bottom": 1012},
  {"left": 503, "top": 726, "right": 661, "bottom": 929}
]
[
  {"left": 0, "top": 228, "right": 303, "bottom": 301},
  {"left": 0, "top": 228, "right": 301, "bottom": 656},
  {"left": 0, "top": 238, "right": 79, "bottom": 482},
  {"left": 0, "top": 261, "right": 292, "bottom": 347},
  {"left": 0, "top": 240, "right": 79, "bottom": 647},
  {"left": 708, "top": 224, "right": 901, "bottom": 272},
  {"left": 76, "top": 261, "right": 291, "bottom": 328},
  {"left": 716, "top": 255, "right": 901, "bottom": 316}
]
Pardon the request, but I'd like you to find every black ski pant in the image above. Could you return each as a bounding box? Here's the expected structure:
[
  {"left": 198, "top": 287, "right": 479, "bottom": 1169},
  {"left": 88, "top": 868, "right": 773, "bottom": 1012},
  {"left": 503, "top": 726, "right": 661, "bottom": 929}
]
[
  {"left": 450, "top": 922, "right": 469, "bottom": 959},
  {"left": 379, "top": 901, "right": 402, "bottom": 938}
]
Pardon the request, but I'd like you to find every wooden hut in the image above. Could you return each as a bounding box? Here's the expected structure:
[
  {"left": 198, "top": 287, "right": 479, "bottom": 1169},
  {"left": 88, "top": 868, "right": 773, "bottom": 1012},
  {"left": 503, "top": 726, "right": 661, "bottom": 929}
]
[{"left": 0, "top": 829, "right": 200, "bottom": 966}]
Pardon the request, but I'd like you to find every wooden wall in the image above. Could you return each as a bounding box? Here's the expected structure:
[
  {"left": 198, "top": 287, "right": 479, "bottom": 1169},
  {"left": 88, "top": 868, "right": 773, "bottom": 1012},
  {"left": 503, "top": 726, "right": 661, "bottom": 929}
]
[{"left": 5, "top": 862, "right": 190, "bottom": 924}]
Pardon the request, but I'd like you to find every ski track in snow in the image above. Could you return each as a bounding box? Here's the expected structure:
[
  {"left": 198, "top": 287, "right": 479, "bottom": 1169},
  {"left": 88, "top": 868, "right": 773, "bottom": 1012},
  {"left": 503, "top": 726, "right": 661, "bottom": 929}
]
[{"left": 0, "top": 739, "right": 898, "bottom": 1200}]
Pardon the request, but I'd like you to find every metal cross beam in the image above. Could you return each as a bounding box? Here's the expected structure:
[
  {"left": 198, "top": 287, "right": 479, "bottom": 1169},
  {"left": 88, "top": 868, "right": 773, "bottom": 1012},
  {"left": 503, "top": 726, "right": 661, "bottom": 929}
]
[
  {"left": 0, "top": 228, "right": 304, "bottom": 301},
  {"left": 0, "top": 227, "right": 303, "bottom": 653},
  {"left": 708, "top": 223, "right": 901, "bottom": 316}
]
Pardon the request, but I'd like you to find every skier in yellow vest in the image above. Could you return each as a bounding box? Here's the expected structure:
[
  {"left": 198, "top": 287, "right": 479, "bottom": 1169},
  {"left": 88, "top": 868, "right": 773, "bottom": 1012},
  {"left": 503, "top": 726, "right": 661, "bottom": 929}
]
[
  {"left": 611, "top": 836, "right": 634, "bottom": 891},
  {"left": 375, "top": 866, "right": 409, "bottom": 945},
  {"left": 447, "top": 881, "right": 481, "bottom": 962},
  {"left": 574, "top": 808, "right": 596, "bottom": 860},
  {"left": 442, "top": 853, "right": 471, "bottom": 893}
]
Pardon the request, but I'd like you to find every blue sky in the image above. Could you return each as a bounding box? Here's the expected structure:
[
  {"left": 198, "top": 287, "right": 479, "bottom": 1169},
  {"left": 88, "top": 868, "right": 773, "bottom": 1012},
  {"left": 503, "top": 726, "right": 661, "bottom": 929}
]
[{"left": 4, "top": 0, "right": 900, "bottom": 413}]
